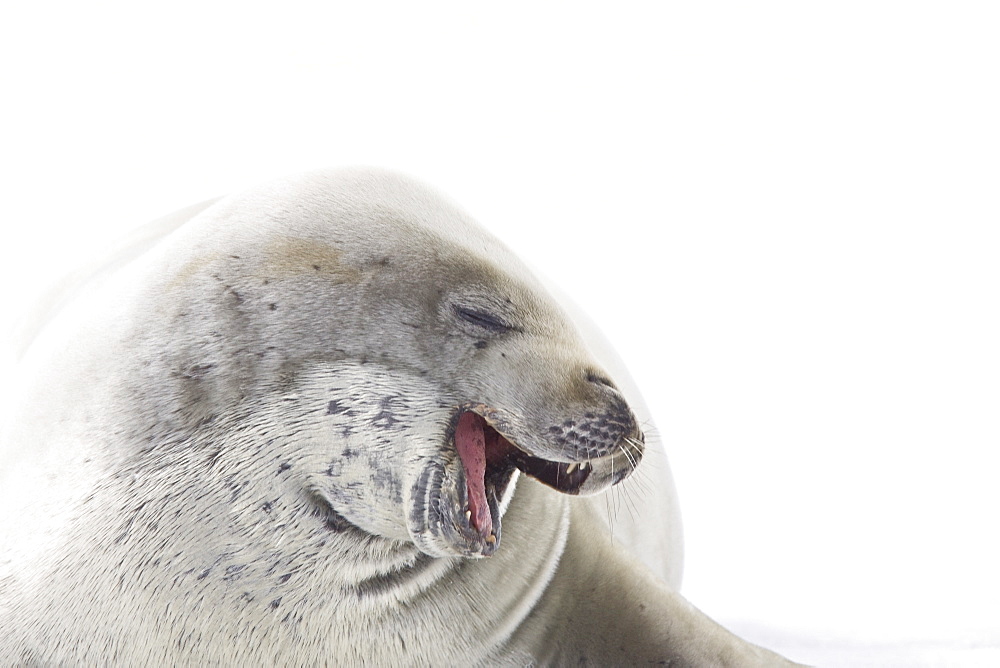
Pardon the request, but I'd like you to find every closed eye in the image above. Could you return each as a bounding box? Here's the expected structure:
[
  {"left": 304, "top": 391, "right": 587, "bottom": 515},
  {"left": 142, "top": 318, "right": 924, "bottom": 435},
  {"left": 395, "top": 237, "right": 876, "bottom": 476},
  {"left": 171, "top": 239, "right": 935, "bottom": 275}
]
[{"left": 453, "top": 305, "right": 513, "bottom": 333}]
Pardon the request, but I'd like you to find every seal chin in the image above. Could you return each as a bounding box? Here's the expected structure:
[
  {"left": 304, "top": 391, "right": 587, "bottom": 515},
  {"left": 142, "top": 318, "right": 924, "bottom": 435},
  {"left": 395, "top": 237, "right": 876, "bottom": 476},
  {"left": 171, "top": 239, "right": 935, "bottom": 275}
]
[
  {"left": 409, "top": 442, "right": 517, "bottom": 559},
  {"left": 410, "top": 403, "right": 645, "bottom": 559}
]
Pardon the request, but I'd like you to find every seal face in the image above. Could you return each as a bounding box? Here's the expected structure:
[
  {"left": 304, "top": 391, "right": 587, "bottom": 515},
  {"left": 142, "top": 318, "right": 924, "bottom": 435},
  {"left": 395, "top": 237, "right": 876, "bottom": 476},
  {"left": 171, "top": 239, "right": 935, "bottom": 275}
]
[
  {"left": 260, "top": 223, "right": 647, "bottom": 559},
  {"left": 172, "top": 171, "right": 647, "bottom": 560}
]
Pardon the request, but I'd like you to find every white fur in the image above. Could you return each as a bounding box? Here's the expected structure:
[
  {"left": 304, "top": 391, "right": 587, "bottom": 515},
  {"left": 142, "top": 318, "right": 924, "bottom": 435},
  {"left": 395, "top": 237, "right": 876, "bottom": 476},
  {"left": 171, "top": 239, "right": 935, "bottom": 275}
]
[{"left": 0, "top": 169, "right": 799, "bottom": 665}]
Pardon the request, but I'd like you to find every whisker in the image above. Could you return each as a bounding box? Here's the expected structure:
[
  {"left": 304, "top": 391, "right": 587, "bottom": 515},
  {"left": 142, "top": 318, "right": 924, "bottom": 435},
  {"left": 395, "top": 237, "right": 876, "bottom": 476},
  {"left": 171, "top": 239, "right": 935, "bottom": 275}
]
[
  {"left": 618, "top": 440, "right": 639, "bottom": 469},
  {"left": 604, "top": 484, "right": 615, "bottom": 542}
]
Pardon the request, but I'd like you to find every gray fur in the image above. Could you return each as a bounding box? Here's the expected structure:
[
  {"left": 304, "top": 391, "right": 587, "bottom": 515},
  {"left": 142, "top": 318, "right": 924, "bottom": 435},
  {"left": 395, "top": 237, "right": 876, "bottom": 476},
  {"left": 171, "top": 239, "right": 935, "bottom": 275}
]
[{"left": 0, "top": 169, "right": 799, "bottom": 665}]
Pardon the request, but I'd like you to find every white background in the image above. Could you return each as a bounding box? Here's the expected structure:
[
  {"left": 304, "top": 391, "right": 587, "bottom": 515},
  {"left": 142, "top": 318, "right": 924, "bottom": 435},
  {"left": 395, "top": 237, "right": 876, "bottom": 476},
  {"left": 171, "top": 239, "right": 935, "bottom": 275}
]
[{"left": 2, "top": 1, "right": 998, "bottom": 658}]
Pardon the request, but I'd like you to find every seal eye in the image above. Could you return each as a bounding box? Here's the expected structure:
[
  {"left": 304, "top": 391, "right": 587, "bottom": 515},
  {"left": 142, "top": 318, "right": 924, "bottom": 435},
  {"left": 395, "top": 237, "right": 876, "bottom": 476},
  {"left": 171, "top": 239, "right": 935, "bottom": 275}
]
[{"left": 453, "top": 305, "right": 512, "bottom": 334}]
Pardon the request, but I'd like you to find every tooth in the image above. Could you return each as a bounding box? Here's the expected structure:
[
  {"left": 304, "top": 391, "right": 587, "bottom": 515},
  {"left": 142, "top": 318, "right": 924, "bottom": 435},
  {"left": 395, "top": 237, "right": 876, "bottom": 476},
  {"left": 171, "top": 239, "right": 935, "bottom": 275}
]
[
  {"left": 465, "top": 510, "right": 472, "bottom": 521},
  {"left": 566, "top": 462, "right": 578, "bottom": 474},
  {"left": 486, "top": 534, "right": 496, "bottom": 544}
]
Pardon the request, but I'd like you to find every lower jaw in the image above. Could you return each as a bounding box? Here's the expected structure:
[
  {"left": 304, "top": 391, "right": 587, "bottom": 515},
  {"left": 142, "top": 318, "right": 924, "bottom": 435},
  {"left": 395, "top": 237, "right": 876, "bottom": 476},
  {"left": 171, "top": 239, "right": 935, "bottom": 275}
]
[
  {"left": 411, "top": 463, "right": 518, "bottom": 558},
  {"left": 457, "top": 463, "right": 519, "bottom": 557}
]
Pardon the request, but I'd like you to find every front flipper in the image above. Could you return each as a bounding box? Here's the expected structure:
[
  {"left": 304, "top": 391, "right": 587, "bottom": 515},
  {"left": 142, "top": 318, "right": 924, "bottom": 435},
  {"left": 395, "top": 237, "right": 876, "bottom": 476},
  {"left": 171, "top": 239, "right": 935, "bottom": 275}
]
[{"left": 506, "top": 500, "right": 805, "bottom": 667}]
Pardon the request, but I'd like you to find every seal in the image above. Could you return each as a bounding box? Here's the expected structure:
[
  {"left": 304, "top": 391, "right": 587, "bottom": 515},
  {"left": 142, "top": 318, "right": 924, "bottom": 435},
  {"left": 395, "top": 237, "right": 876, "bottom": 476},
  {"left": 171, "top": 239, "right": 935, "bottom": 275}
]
[{"left": 0, "top": 169, "right": 800, "bottom": 665}]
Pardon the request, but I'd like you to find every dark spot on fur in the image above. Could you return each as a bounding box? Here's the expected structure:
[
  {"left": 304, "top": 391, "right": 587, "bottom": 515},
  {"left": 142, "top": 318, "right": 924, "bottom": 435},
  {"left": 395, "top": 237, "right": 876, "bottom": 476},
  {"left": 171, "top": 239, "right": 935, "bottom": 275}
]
[
  {"left": 327, "top": 400, "right": 350, "bottom": 415},
  {"left": 312, "top": 264, "right": 321, "bottom": 271},
  {"left": 224, "top": 565, "right": 246, "bottom": 581},
  {"left": 261, "top": 501, "right": 273, "bottom": 513},
  {"left": 373, "top": 466, "right": 403, "bottom": 504},
  {"left": 342, "top": 447, "right": 356, "bottom": 458},
  {"left": 269, "top": 303, "right": 278, "bottom": 310},
  {"left": 326, "top": 462, "right": 339, "bottom": 477},
  {"left": 180, "top": 363, "right": 214, "bottom": 380},
  {"left": 278, "top": 573, "right": 292, "bottom": 584},
  {"left": 341, "top": 425, "right": 354, "bottom": 438},
  {"left": 474, "top": 340, "right": 488, "bottom": 349},
  {"left": 270, "top": 597, "right": 282, "bottom": 609},
  {"left": 371, "top": 410, "right": 399, "bottom": 429},
  {"left": 224, "top": 285, "right": 244, "bottom": 304},
  {"left": 278, "top": 462, "right": 292, "bottom": 473},
  {"left": 370, "top": 395, "right": 405, "bottom": 430},
  {"left": 230, "top": 255, "right": 241, "bottom": 259},
  {"left": 197, "top": 568, "right": 212, "bottom": 580}
]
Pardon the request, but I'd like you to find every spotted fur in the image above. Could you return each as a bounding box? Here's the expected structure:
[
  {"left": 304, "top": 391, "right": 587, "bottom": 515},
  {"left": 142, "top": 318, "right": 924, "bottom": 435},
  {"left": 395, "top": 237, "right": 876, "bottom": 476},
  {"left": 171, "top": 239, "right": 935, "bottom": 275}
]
[{"left": 0, "top": 169, "right": 799, "bottom": 666}]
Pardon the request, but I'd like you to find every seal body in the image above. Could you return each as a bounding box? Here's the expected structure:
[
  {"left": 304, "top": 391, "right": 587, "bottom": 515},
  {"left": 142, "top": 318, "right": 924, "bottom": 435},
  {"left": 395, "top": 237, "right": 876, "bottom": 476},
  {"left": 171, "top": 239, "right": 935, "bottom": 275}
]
[{"left": 0, "top": 170, "right": 797, "bottom": 665}]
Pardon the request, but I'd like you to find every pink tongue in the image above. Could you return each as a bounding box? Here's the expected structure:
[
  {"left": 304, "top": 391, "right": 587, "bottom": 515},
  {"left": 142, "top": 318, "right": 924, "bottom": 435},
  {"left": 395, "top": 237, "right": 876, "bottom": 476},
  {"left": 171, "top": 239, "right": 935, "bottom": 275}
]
[{"left": 455, "top": 412, "right": 492, "bottom": 537}]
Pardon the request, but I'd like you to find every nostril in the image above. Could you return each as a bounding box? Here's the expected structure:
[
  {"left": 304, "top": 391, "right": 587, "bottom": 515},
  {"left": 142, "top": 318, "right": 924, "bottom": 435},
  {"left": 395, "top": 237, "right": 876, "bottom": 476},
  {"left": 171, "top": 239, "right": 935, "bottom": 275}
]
[{"left": 585, "top": 370, "right": 617, "bottom": 390}]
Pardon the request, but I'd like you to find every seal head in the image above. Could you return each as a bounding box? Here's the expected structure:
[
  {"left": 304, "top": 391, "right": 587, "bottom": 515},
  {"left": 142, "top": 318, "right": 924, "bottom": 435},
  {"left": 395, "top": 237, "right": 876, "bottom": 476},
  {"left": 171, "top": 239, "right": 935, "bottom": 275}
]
[{"left": 114, "top": 169, "right": 645, "bottom": 560}]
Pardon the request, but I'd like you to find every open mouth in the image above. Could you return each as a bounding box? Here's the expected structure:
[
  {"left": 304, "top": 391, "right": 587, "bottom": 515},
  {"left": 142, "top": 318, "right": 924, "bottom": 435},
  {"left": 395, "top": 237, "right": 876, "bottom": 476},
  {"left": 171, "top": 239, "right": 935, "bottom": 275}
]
[
  {"left": 450, "top": 404, "right": 600, "bottom": 552},
  {"left": 410, "top": 400, "right": 643, "bottom": 559}
]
